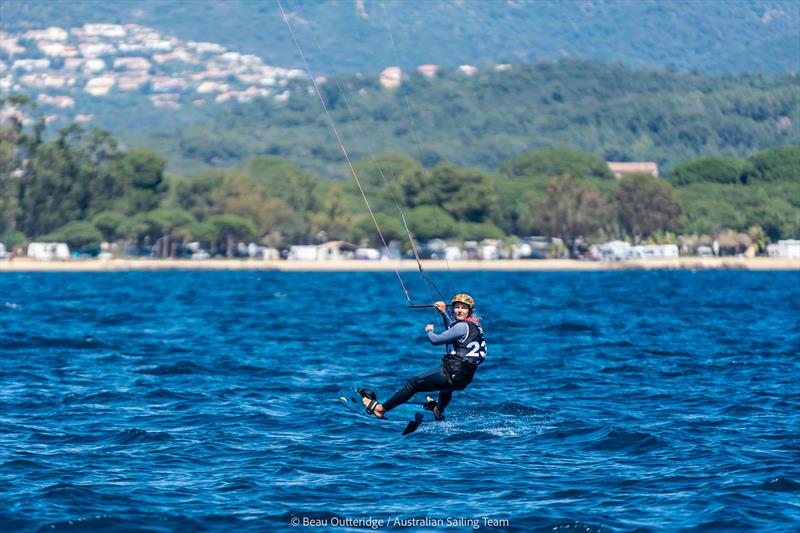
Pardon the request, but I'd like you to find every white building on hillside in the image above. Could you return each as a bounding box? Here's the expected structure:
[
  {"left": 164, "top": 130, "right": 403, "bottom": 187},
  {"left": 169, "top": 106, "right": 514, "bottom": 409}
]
[
  {"left": 458, "top": 65, "right": 477, "bottom": 76},
  {"left": 113, "top": 57, "right": 151, "bottom": 71},
  {"left": 417, "top": 64, "right": 439, "bottom": 78},
  {"left": 607, "top": 162, "right": 659, "bottom": 179},
  {"left": 379, "top": 67, "right": 402, "bottom": 89},
  {"left": 25, "top": 27, "right": 69, "bottom": 41},
  {"left": 84, "top": 75, "right": 115, "bottom": 96}
]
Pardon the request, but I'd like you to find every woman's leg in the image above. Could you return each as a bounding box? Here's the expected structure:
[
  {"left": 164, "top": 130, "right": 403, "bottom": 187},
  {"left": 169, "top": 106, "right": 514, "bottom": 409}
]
[
  {"left": 380, "top": 366, "right": 449, "bottom": 413},
  {"left": 437, "top": 391, "right": 453, "bottom": 414}
]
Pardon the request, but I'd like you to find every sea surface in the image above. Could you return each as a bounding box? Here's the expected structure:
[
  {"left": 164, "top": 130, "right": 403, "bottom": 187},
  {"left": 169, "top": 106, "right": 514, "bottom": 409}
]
[{"left": 1, "top": 270, "right": 799, "bottom": 532}]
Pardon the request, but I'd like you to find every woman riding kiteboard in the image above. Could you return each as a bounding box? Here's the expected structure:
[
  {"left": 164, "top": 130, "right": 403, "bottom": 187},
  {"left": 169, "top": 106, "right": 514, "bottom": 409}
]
[{"left": 361, "top": 293, "right": 486, "bottom": 420}]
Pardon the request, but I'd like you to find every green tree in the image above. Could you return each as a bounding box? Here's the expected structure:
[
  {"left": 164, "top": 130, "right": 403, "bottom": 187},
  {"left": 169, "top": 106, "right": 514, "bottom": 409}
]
[
  {"left": 456, "top": 221, "right": 506, "bottom": 240},
  {"left": 240, "top": 156, "right": 321, "bottom": 242},
  {"left": 0, "top": 119, "right": 23, "bottom": 237},
  {"left": 80, "top": 128, "right": 125, "bottom": 214},
  {"left": 39, "top": 220, "right": 102, "bottom": 250},
  {"left": 489, "top": 176, "right": 545, "bottom": 236},
  {"left": 16, "top": 142, "right": 77, "bottom": 237},
  {"left": 185, "top": 220, "right": 218, "bottom": 247},
  {"left": 209, "top": 172, "right": 292, "bottom": 235},
  {"left": 92, "top": 211, "right": 127, "bottom": 242},
  {"left": 393, "top": 165, "right": 436, "bottom": 208},
  {"left": 113, "top": 148, "right": 168, "bottom": 213},
  {"left": 500, "top": 147, "right": 614, "bottom": 180},
  {"left": 207, "top": 214, "right": 258, "bottom": 257},
  {"left": 744, "top": 195, "right": 798, "bottom": 241},
  {"left": 350, "top": 152, "right": 427, "bottom": 210},
  {"left": 122, "top": 209, "right": 195, "bottom": 256},
  {"left": 2, "top": 114, "right": 127, "bottom": 240},
  {"left": 173, "top": 170, "right": 226, "bottom": 220},
  {"left": 351, "top": 213, "right": 407, "bottom": 248},
  {"left": 669, "top": 156, "right": 747, "bottom": 186},
  {"left": 310, "top": 183, "right": 354, "bottom": 242},
  {"left": 241, "top": 156, "right": 319, "bottom": 212},
  {"left": 144, "top": 209, "right": 195, "bottom": 257},
  {"left": 405, "top": 205, "right": 457, "bottom": 240},
  {"left": 677, "top": 180, "right": 799, "bottom": 240},
  {"left": 430, "top": 163, "right": 497, "bottom": 222},
  {"left": 617, "top": 173, "right": 682, "bottom": 241},
  {"left": 534, "top": 174, "right": 612, "bottom": 257},
  {"left": 742, "top": 146, "right": 800, "bottom": 183},
  {"left": 352, "top": 152, "right": 423, "bottom": 190}
]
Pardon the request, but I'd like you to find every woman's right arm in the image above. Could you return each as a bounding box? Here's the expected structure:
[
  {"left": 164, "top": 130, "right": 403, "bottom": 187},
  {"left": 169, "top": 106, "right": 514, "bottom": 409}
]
[{"left": 426, "top": 321, "right": 469, "bottom": 346}]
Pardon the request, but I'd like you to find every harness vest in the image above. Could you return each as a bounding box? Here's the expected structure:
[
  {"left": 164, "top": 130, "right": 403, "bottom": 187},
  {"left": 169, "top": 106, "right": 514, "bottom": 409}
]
[{"left": 448, "top": 320, "right": 486, "bottom": 365}]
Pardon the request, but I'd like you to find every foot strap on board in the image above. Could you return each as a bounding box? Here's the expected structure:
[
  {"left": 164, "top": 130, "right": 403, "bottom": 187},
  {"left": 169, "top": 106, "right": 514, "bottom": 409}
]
[
  {"left": 364, "top": 398, "right": 379, "bottom": 415},
  {"left": 358, "top": 388, "right": 380, "bottom": 416},
  {"left": 358, "top": 388, "right": 376, "bottom": 400}
]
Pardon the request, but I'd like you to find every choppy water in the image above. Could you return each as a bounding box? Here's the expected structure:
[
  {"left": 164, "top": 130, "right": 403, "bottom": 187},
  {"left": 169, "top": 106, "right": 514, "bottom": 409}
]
[{"left": 1, "top": 270, "right": 799, "bottom": 532}]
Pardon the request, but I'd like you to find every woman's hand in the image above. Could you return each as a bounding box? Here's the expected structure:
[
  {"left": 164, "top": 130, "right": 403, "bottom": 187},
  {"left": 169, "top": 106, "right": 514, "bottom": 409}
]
[
  {"left": 433, "top": 301, "right": 446, "bottom": 315},
  {"left": 425, "top": 324, "right": 435, "bottom": 332}
]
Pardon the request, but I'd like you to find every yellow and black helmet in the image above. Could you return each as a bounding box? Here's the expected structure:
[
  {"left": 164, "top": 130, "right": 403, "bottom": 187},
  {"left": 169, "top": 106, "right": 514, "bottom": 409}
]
[{"left": 451, "top": 293, "right": 475, "bottom": 309}]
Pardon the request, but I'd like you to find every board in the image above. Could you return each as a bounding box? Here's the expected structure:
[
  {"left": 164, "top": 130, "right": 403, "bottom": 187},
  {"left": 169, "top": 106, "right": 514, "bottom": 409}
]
[{"left": 337, "top": 386, "right": 436, "bottom": 434}]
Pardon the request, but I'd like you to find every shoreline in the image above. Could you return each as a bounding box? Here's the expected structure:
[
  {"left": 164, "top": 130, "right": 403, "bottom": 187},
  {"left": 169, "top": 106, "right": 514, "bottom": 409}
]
[{"left": 1, "top": 257, "right": 797, "bottom": 272}]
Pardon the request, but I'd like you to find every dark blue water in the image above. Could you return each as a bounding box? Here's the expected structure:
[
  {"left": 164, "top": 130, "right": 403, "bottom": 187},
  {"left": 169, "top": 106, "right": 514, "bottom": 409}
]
[{"left": 1, "top": 270, "right": 799, "bottom": 532}]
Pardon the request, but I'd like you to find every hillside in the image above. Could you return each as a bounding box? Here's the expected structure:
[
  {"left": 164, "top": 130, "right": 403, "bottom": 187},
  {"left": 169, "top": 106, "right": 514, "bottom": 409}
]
[
  {"left": 3, "top": 0, "right": 799, "bottom": 75},
  {"left": 135, "top": 61, "right": 800, "bottom": 177}
]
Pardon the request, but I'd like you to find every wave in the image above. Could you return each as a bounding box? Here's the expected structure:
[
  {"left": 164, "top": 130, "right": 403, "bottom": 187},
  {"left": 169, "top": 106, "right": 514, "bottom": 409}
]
[
  {"left": 583, "top": 427, "right": 668, "bottom": 454},
  {"left": 756, "top": 476, "right": 800, "bottom": 493},
  {"left": 42, "top": 512, "right": 233, "bottom": 532},
  {"left": 40, "top": 482, "right": 108, "bottom": 505},
  {"left": 136, "top": 360, "right": 207, "bottom": 375},
  {"left": 144, "top": 388, "right": 206, "bottom": 401},
  {"left": 0, "top": 335, "right": 107, "bottom": 350},
  {"left": 2, "top": 458, "right": 49, "bottom": 470},
  {"left": 104, "top": 428, "right": 174, "bottom": 445},
  {"left": 659, "top": 367, "right": 699, "bottom": 378},
  {"left": 493, "top": 401, "right": 548, "bottom": 417},
  {"left": 29, "top": 432, "right": 87, "bottom": 445},
  {"left": 547, "top": 521, "right": 606, "bottom": 533},
  {"left": 443, "top": 430, "right": 503, "bottom": 442},
  {"left": 97, "top": 312, "right": 140, "bottom": 326},
  {"left": 599, "top": 363, "right": 641, "bottom": 374},
  {"left": 62, "top": 391, "right": 124, "bottom": 405},
  {"left": 540, "top": 322, "right": 600, "bottom": 335},
  {"left": 593, "top": 339, "right": 636, "bottom": 349},
  {"left": 29, "top": 428, "right": 173, "bottom": 446}
]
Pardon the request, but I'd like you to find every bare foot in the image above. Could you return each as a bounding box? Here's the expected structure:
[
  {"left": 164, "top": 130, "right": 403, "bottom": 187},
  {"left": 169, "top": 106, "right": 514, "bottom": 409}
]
[{"left": 361, "top": 396, "right": 385, "bottom": 418}]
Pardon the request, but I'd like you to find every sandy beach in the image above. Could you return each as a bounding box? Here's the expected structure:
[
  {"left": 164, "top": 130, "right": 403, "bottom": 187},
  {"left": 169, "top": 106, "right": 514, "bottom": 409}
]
[{"left": 1, "top": 257, "right": 797, "bottom": 272}]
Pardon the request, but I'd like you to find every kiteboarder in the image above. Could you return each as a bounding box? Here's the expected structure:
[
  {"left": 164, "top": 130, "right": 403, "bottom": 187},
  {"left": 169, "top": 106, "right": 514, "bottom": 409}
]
[{"left": 361, "top": 293, "right": 486, "bottom": 421}]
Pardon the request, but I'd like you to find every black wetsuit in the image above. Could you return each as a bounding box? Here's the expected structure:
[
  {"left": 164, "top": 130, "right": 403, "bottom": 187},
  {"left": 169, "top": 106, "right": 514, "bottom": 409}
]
[{"left": 381, "top": 314, "right": 486, "bottom": 415}]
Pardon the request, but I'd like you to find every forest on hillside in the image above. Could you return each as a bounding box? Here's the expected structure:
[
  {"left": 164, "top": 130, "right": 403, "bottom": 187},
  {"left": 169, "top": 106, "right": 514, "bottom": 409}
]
[{"left": 135, "top": 61, "right": 800, "bottom": 178}]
